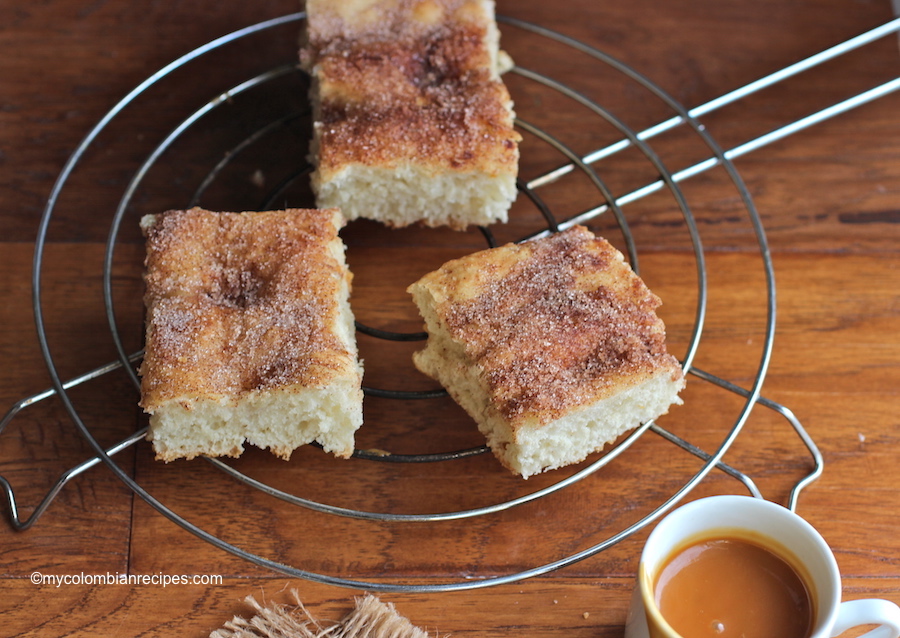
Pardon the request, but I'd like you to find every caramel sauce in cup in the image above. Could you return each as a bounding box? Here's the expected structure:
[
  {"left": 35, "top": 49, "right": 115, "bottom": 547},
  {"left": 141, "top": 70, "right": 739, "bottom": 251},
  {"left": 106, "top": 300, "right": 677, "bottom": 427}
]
[{"left": 653, "top": 534, "right": 814, "bottom": 638}]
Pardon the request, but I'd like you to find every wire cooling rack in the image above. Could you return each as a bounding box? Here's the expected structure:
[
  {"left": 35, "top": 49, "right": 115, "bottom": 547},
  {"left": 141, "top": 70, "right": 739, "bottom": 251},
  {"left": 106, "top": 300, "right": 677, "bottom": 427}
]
[{"left": 2, "top": 13, "right": 898, "bottom": 592}]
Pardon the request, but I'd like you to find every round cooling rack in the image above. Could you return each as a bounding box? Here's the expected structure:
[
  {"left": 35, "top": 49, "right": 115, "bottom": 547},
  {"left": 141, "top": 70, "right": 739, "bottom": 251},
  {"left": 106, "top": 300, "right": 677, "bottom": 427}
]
[{"left": 9, "top": 11, "right": 846, "bottom": 592}]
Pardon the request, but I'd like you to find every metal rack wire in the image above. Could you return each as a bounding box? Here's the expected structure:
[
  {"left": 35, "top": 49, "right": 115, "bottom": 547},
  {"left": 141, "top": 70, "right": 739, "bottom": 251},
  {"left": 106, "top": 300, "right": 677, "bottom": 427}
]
[{"left": 2, "top": 12, "right": 898, "bottom": 592}]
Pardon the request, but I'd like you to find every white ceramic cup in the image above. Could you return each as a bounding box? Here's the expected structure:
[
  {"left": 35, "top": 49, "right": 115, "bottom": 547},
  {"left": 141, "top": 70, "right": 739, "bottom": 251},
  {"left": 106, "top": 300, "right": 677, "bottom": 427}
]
[{"left": 624, "top": 495, "right": 900, "bottom": 638}]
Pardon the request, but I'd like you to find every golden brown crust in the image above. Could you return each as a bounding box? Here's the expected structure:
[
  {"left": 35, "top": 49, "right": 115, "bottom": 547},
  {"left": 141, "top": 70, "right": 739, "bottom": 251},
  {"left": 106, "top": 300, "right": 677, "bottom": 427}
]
[
  {"left": 409, "top": 226, "right": 684, "bottom": 428},
  {"left": 139, "top": 207, "right": 356, "bottom": 410},
  {"left": 303, "top": 0, "right": 519, "bottom": 181}
]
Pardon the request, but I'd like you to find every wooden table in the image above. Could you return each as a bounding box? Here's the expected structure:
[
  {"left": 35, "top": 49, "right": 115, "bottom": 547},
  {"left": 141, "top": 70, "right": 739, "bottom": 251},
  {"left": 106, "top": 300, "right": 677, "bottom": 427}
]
[{"left": 2, "top": 1, "right": 898, "bottom": 635}]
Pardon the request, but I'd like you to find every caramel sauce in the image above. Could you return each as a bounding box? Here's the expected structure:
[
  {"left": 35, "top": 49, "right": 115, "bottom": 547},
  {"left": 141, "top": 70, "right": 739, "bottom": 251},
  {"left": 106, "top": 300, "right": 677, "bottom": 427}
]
[{"left": 654, "top": 537, "right": 814, "bottom": 638}]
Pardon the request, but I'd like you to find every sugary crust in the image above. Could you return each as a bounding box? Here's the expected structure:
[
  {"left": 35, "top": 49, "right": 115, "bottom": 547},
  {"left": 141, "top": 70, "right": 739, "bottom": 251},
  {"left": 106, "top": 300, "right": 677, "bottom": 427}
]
[
  {"left": 408, "top": 226, "right": 685, "bottom": 430},
  {"left": 302, "top": 0, "right": 520, "bottom": 206},
  {"left": 139, "top": 207, "right": 358, "bottom": 411},
  {"left": 313, "top": 70, "right": 518, "bottom": 181}
]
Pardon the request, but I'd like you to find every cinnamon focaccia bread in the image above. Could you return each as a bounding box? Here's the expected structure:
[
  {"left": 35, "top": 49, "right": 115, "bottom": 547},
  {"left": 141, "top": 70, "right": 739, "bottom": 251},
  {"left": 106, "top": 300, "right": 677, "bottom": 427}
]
[
  {"left": 301, "top": 0, "right": 520, "bottom": 230},
  {"left": 407, "top": 226, "right": 685, "bottom": 478},
  {"left": 139, "top": 207, "right": 363, "bottom": 462}
]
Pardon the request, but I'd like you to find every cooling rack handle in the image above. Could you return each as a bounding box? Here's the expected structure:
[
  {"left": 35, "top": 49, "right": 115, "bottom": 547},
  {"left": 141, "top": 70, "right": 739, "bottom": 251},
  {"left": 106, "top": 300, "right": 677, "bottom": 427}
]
[
  {"left": 688, "top": 367, "right": 824, "bottom": 512},
  {"left": 0, "top": 354, "right": 145, "bottom": 531}
]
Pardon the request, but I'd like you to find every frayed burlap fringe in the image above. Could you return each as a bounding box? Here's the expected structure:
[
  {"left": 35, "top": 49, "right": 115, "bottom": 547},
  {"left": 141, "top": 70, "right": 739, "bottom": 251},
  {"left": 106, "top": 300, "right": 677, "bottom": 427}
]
[
  {"left": 335, "top": 593, "right": 431, "bottom": 638},
  {"left": 210, "top": 591, "right": 320, "bottom": 638},
  {"left": 211, "top": 592, "right": 435, "bottom": 638}
]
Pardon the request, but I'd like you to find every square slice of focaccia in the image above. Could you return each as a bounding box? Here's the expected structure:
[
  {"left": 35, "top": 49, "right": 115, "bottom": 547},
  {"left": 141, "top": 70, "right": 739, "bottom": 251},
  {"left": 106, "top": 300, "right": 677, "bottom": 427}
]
[
  {"left": 139, "top": 207, "right": 363, "bottom": 461},
  {"left": 301, "top": 0, "right": 520, "bottom": 230},
  {"left": 408, "top": 226, "right": 685, "bottom": 478}
]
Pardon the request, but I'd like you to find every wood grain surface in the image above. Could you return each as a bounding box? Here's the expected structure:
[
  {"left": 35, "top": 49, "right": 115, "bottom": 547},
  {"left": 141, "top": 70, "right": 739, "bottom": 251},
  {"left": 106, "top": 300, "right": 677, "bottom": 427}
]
[{"left": 1, "top": 1, "right": 898, "bottom": 636}]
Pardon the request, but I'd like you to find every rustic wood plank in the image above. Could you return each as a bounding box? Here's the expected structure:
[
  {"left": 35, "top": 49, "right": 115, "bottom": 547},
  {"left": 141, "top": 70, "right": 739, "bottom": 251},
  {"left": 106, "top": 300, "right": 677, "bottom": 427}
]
[{"left": 1, "top": 1, "right": 897, "bottom": 249}]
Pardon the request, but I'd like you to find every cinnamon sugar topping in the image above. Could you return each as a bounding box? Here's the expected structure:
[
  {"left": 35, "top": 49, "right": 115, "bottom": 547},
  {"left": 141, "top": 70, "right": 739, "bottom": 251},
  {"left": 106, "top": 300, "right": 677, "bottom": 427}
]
[
  {"left": 424, "top": 227, "right": 677, "bottom": 425},
  {"left": 139, "top": 208, "right": 355, "bottom": 407},
  {"left": 303, "top": 0, "right": 519, "bottom": 177}
]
